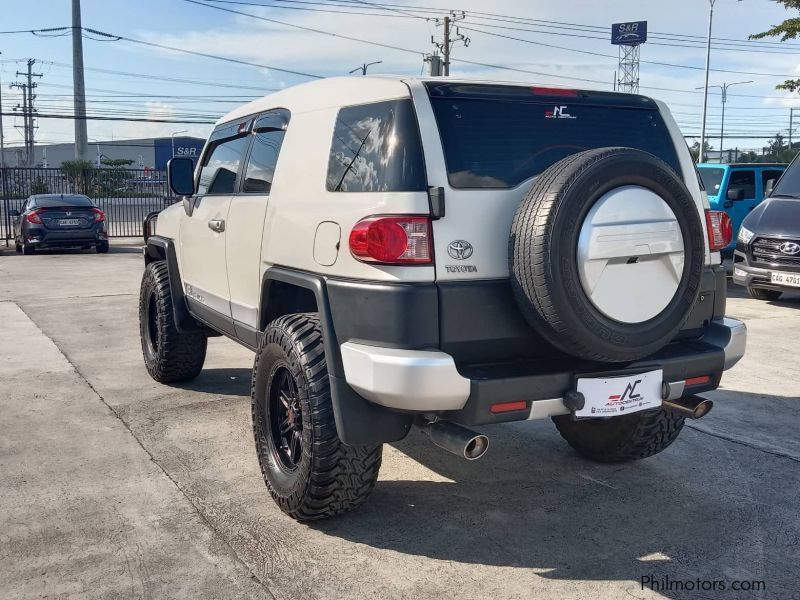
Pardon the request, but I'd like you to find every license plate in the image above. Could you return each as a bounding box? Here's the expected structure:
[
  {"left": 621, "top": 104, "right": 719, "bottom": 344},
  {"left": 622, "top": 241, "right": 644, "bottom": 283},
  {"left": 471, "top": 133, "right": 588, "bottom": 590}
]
[
  {"left": 771, "top": 271, "right": 800, "bottom": 288},
  {"left": 59, "top": 218, "right": 81, "bottom": 226},
  {"left": 574, "top": 369, "right": 663, "bottom": 418}
]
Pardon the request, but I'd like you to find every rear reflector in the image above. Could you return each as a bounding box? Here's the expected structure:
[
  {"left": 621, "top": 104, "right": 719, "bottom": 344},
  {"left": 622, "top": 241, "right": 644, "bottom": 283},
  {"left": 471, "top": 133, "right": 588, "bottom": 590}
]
[
  {"left": 349, "top": 216, "right": 433, "bottom": 265},
  {"left": 490, "top": 400, "right": 528, "bottom": 414},
  {"left": 685, "top": 375, "right": 711, "bottom": 387},
  {"left": 705, "top": 210, "right": 732, "bottom": 251}
]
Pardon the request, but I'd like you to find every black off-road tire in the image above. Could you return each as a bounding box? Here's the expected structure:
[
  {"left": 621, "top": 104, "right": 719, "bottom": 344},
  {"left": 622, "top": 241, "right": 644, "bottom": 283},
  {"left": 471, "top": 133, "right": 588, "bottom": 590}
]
[
  {"left": 139, "top": 261, "right": 207, "bottom": 383},
  {"left": 252, "top": 313, "right": 382, "bottom": 521},
  {"left": 22, "top": 244, "right": 35, "bottom": 255},
  {"left": 510, "top": 147, "right": 705, "bottom": 362},
  {"left": 553, "top": 408, "right": 685, "bottom": 463},
  {"left": 15, "top": 242, "right": 22, "bottom": 253},
  {"left": 96, "top": 240, "right": 110, "bottom": 254},
  {"left": 747, "top": 286, "right": 782, "bottom": 301}
]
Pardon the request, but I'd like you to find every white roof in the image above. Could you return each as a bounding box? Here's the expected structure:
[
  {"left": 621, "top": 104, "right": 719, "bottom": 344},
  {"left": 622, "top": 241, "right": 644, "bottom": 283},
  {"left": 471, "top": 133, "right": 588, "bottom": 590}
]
[
  {"left": 216, "top": 75, "right": 581, "bottom": 125},
  {"left": 217, "top": 75, "right": 411, "bottom": 125}
]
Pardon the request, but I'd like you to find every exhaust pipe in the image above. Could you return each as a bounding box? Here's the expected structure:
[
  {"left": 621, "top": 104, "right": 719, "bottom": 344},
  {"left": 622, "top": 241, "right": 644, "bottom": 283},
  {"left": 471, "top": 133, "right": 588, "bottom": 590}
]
[
  {"left": 662, "top": 395, "right": 714, "bottom": 420},
  {"left": 423, "top": 421, "right": 489, "bottom": 460}
]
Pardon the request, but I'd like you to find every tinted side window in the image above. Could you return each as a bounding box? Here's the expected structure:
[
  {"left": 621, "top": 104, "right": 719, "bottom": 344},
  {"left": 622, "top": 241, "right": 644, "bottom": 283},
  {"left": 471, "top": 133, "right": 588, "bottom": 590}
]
[
  {"left": 327, "top": 99, "right": 426, "bottom": 192},
  {"left": 197, "top": 136, "right": 248, "bottom": 195},
  {"left": 243, "top": 130, "right": 286, "bottom": 194},
  {"left": 729, "top": 170, "right": 756, "bottom": 199}
]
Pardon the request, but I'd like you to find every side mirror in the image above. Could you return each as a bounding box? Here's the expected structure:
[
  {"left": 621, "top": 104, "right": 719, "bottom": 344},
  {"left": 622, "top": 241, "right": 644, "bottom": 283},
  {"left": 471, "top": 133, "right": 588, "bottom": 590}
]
[
  {"left": 764, "top": 179, "right": 776, "bottom": 197},
  {"left": 727, "top": 188, "right": 746, "bottom": 202},
  {"left": 167, "top": 157, "right": 195, "bottom": 197},
  {"left": 8, "top": 209, "right": 20, "bottom": 218}
]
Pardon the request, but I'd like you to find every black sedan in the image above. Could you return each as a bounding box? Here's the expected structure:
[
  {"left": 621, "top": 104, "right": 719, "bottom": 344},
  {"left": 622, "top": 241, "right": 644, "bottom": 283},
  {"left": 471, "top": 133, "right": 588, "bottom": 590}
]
[
  {"left": 733, "top": 156, "right": 800, "bottom": 300},
  {"left": 10, "top": 194, "right": 109, "bottom": 255}
]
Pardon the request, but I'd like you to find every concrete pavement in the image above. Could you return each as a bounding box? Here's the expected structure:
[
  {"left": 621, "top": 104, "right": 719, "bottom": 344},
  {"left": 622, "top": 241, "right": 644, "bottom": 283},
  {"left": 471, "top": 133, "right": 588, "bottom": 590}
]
[{"left": 1, "top": 240, "right": 798, "bottom": 599}]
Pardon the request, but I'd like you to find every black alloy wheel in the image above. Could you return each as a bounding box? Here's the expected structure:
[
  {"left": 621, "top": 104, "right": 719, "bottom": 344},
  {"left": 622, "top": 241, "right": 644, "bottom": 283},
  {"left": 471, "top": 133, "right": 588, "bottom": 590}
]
[{"left": 268, "top": 366, "right": 304, "bottom": 471}]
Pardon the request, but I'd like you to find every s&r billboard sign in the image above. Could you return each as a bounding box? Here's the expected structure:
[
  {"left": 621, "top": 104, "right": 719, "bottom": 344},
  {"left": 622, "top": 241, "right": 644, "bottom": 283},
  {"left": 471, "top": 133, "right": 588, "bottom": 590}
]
[{"left": 611, "top": 21, "right": 647, "bottom": 45}]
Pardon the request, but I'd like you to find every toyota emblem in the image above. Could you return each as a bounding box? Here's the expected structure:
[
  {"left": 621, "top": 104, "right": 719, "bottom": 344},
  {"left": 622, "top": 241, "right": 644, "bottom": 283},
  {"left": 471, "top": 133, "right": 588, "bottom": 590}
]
[
  {"left": 779, "top": 241, "right": 800, "bottom": 256},
  {"left": 447, "top": 240, "right": 473, "bottom": 260}
]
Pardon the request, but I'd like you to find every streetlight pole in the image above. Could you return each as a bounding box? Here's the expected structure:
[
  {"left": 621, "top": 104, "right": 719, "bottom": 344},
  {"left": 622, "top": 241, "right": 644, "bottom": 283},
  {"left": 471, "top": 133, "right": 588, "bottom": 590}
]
[
  {"left": 88, "top": 137, "right": 101, "bottom": 166},
  {"left": 171, "top": 130, "right": 188, "bottom": 158},
  {"left": 349, "top": 61, "right": 382, "bottom": 76},
  {"left": 697, "top": 80, "right": 752, "bottom": 163},
  {"left": 699, "top": 0, "right": 742, "bottom": 163},
  {"left": 699, "top": 0, "right": 716, "bottom": 164}
]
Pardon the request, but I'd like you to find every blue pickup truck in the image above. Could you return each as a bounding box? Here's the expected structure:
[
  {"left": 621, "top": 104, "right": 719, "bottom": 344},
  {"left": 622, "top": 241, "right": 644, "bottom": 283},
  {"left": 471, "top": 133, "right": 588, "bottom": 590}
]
[{"left": 697, "top": 163, "right": 786, "bottom": 253}]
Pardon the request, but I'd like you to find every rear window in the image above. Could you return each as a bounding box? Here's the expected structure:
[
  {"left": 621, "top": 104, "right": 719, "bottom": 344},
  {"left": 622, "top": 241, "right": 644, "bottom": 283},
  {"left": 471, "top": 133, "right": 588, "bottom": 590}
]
[
  {"left": 426, "top": 83, "right": 682, "bottom": 189},
  {"left": 34, "top": 195, "right": 93, "bottom": 208},
  {"left": 699, "top": 168, "right": 725, "bottom": 195},
  {"left": 326, "top": 99, "right": 426, "bottom": 192}
]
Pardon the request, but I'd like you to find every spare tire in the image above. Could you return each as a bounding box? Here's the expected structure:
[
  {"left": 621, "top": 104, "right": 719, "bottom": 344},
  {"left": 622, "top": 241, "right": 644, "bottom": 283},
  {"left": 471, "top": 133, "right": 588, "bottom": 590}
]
[{"left": 509, "top": 147, "right": 704, "bottom": 363}]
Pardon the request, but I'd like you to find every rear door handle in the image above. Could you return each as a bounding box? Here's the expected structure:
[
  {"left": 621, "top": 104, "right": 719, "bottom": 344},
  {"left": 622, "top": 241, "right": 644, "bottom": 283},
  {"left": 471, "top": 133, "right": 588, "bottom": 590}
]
[{"left": 208, "top": 219, "right": 225, "bottom": 233}]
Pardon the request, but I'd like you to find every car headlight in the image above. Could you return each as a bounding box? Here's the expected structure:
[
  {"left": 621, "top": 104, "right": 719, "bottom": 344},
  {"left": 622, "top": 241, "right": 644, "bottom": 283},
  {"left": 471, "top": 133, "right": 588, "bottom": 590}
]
[{"left": 738, "top": 226, "right": 755, "bottom": 244}]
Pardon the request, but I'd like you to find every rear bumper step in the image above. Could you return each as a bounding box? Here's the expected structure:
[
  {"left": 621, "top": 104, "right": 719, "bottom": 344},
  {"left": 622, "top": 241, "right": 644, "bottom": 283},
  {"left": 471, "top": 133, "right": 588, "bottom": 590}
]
[{"left": 340, "top": 318, "right": 746, "bottom": 425}]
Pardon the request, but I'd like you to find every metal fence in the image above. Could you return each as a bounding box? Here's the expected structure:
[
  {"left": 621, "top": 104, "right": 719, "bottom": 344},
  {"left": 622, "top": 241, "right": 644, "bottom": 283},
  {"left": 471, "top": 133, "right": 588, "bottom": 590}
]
[{"left": 1, "top": 167, "right": 178, "bottom": 242}]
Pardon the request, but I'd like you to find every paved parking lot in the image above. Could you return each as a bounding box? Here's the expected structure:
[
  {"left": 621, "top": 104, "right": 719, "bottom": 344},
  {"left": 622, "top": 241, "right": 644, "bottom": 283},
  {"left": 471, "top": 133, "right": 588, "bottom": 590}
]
[{"left": 1, "top": 240, "right": 798, "bottom": 600}]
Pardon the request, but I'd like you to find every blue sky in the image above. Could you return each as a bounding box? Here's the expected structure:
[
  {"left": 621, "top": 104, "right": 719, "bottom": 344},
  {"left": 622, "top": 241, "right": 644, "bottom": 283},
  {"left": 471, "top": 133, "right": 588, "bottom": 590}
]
[{"left": 1, "top": 0, "right": 799, "bottom": 153}]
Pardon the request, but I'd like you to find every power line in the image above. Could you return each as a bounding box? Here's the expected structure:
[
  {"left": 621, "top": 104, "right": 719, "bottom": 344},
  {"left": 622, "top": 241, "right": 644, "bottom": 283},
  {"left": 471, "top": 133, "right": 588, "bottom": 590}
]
[
  {"left": 0, "top": 111, "right": 214, "bottom": 124},
  {"left": 80, "top": 26, "right": 325, "bottom": 79}
]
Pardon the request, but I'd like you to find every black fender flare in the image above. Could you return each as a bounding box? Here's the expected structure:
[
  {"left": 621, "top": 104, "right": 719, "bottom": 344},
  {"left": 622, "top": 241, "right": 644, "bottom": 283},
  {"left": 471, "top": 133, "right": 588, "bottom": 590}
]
[
  {"left": 260, "top": 267, "right": 412, "bottom": 446},
  {"left": 144, "top": 235, "right": 202, "bottom": 333}
]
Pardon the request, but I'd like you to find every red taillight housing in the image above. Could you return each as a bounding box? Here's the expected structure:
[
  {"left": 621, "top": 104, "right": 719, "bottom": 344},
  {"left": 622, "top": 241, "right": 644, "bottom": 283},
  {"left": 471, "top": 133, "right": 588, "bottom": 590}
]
[
  {"left": 92, "top": 207, "right": 106, "bottom": 222},
  {"left": 349, "top": 216, "right": 433, "bottom": 265},
  {"left": 26, "top": 210, "right": 43, "bottom": 224},
  {"left": 705, "top": 210, "right": 732, "bottom": 251}
]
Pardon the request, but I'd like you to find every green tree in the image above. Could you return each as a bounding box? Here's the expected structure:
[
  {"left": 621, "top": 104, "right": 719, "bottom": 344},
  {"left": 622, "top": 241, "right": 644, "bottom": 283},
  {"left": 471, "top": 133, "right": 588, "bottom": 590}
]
[
  {"left": 751, "top": 1, "right": 800, "bottom": 91},
  {"left": 689, "top": 140, "right": 713, "bottom": 162},
  {"left": 60, "top": 159, "right": 95, "bottom": 194},
  {"left": 30, "top": 176, "right": 49, "bottom": 195}
]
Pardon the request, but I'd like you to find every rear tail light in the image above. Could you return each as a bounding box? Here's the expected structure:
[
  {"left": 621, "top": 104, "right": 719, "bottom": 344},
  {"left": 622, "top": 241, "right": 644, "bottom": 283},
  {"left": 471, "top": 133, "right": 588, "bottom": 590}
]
[
  {"left": 26, "top": 210, "right": 43, "bottom": 224},
  {"left": 92, "top": 207, "right": 106, "bottom": 222},
  {"left": 705, "top": 210, "right": 732, "bottom": 251},
  {"left": 349, "top": 216, "right": 433, "bottom": 265}
]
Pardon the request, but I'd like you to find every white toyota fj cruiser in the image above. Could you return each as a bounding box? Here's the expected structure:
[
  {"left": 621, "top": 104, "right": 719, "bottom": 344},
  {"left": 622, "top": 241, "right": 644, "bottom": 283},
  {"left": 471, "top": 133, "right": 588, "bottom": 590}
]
[{"left": 140, "top": 76, "right": 746, "bottom": 521}]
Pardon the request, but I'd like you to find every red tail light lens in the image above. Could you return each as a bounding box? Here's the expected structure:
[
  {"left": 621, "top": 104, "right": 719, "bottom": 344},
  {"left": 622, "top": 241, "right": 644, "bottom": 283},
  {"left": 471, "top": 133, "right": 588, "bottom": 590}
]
[
  {"left": 26, "top": 210, "right": 43, "bottom": 224},
  {"left": 349, "top": 216, "right": 433, "bottom": 265},
  {"left": 705, "top": 210, "right": 732, "bottom": 251},
  {"left": 92, "top": 207, "right": 106, "bottom": 222}
]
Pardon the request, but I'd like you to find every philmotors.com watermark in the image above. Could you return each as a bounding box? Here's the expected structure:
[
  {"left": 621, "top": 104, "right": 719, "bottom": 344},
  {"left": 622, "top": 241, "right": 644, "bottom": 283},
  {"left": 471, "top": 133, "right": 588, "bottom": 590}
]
[{"left": 642, "top": 575, "right": 766, "bottom": 593}]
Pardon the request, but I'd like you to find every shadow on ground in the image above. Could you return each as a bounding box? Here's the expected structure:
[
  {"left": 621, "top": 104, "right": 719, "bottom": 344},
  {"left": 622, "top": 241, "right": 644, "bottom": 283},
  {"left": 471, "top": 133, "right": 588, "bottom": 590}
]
[
  {"left": 170, "top": 367, "right": 253, "bottom": 396},
  {"left": 727, "top": 278, "right": 800, "bottom": 304},
  {"left": 309, "top": 391, "right": 798, "bottom": 598}
]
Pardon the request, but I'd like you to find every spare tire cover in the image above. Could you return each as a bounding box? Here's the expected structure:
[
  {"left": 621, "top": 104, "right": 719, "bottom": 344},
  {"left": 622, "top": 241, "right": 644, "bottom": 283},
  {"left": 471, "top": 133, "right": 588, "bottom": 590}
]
[{"left": 509, "top": 147, "right": 704, "bottom": 363}]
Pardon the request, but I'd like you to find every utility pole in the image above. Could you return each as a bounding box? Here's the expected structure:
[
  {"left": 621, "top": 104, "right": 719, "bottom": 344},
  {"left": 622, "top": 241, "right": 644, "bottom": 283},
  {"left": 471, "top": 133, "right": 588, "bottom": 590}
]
[
  {"left": 72, "top": 0, "right": 89, "bottom": 160},
  {"left": 790, "top": 107, "right": 799, "bottom": 153},
  {"left": 0, "top": 50, "right": 5, "bottom": 171},
  {"left": 431, "top": 11, "right": 469, "bottom": 77},
  {"left": 11, "top": 59, "right": 42, "bottom": 167},
  {"left": 0, "top": 74, "right": 6, "bottom": 171}
]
